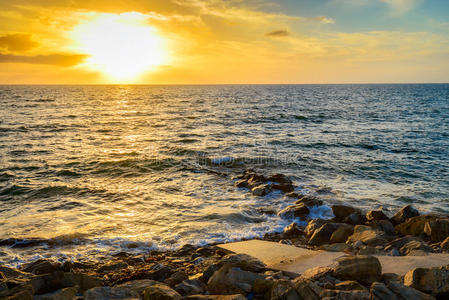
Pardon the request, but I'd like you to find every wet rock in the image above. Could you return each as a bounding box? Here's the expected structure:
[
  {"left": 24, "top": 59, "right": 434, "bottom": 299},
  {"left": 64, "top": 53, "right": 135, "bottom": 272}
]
[
  {"left": 305, "top": 219, "right": 328, "bottom": 237},
  {"left": 388, "top": 281, "right": 435, "bottom": 300},
  {"left": 143, "top": 283, "right": 182, "bottom": 300},
  {"left": 84, "top": 286, "right": 138, "bottom": 300},
  {"left": 330, "top": 224, "right": 354, "bottom": 243},
  {"left": 115, "top": 280, "right": 159, "bottom": 297},
  {"left": 384, "top": 236, "right": 421, "bottom": 252},
  {"left": 440, "top": 237, "right": 449, "bottom": 249},
  {"left": 319, "top": 243, "right": 351, "bottom": 252},
  {"left": 308, "top": 223, "right": 348, "bottom": 246},
  {"left": 251, "top": 184, "right": 271, "bottom": 196},
  {"left": 335, "top": 280, "right": 366, "bottom": 291},
  {"left": 177, "top": 244, "right": 197, "bottom": 255},
  {"left": 267, "top": 174, "right": 293, "bottom": 185},
  {"left": 343, "top": 212, "right": 365, "bottom": 226},
  {"left": 404, "top": 265, "right": 449, "bottom": 296},
  {"left": 253, "top": 278, "right": 274, "bottom": 293},
  {"left": 97, "top": 261, "right": 128, "bottom": 273},
  {"left": 395, "top": 215, "right": 439, "bottom": 237},
  {"left": 358, "top": 246, "right": 384, "bottom": 255},
  {"left": 332, "top": 205, "right": 358, "bottom": 220},
  {"left": 278, "top": 203, "right": 310, "bottom": 220},
  {"left": 219, "top": 253, "right": 265, "bottom": 273},
  {"left": 399, "top": 240, "right": 433, "bottom": 256},
  {"left": 147, "top": 263, "right": 174, "bottom": 281},
  {"left": 185, "top": 295, "right": 246, "bottom": 300},
  {"left": 34, "top": 286, "right": 78, "bottom": 300},
  {"left": 370, "top": 282, "right": 397, "bottom": 300},
  {"left": 164, "top": 270, "right": 188, "bottom": 287},
  {"left": 270, "top": 279, "right": 300, "bottom": 300},
  {"left": 320, "top": 289, "right": 370, "bottom": 299},
  {"left": 333, "top": 255, "right": 382, "bottom": 285},
  {"left": 61, "top": 272, "right": 103, "bottom": 292},
  {"left": 295, "top": 195, "right": 323, "bottom": 207},
  {"left": 346, "top": 225, "right": 388, "bottom": 246},
  {"left": 283, "top": 222, "right": 304, "bottom": 237},
  {"left": 0, "top": 266, "right": 32, "bottom": 279},
  {"left": 391, "top": 205, "right": 420, "bottom": 225},
  {"left": 424, "top": 219, "right": 449, "bottom": 242},
  {"left": 234, "top": 180, "right": 248, "bottom": 188},
  {"left": 272, "top": 183, "right": 295, "bottom": 193},
  {"left": 298, "top": 266, "right": 333, "bottom": 282},
  {"left": 207, "top": 264, "right": 263, "bottom": 294},
  {"left": 175, "top": 279, "right": 206, "bottom": 296},
  {"left": 200, "top": 264, "right": 220, "bottom": 283},
  {"left": 366, "top": 209, "right": 389, "bottom": 221},
  {"left": 21, "top": 259, "right": 61, "bottom": 275},
  {"left": 285, "top": 192, "right": 302, "bottom": 198}
]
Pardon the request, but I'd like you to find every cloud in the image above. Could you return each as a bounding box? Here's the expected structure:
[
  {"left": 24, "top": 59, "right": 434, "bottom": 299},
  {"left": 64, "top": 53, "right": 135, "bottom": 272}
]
[
  {"left": 0, "top": 53, "right": 88, "bottom": 66},
  {"left": 308, "top": 16, "right": 335, "bottom": 24},
  {"left": 381, "top": 0, "right": 420, "bottom": 14},
  {"left": 265, "top": 30, "right": 290, "bottom": 37},
  {"left": 0, "top": 33, "right": 38, "bottom": 51}
]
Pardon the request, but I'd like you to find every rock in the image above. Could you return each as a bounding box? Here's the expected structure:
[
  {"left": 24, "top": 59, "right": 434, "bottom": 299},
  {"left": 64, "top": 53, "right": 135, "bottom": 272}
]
[
  {"left": 404, "top": 266, "right": 449, "bottom": 295},
  {"left": 286, "top": 192, "right": 302, "bottom": 198},
  {"left": 295, "top": 195, "right": 323, "bottom": 207},
  {"left": 253, "top": 278, "right": 274, "bottom": 293},
  {"left": 272, "top": 183, "right": 295, "bottom": 193},
  {"left": 61, "top": 272, "right": 102, "bottom": 292},
  {"left": 0, "top": 266, "right": 32, "bottom": 279},
  {"left": 200, "top": 264, "right": 220, "bottom": 283},
  {"left": 440, "top": 237, "right": 449, "bottom": 249},
  {"left": 3, "top": 289, "right": 34, "bottom": 300},
  {"left": 298, "top": 266, "right": 333, "bottom": 282},
  {"left": 294, "top": 280, "right": 322, "bottom": 300},
  {"left": 267, "top": 174, "right": 293, "bottom": 185},
  {"left": 330, "top": 224, "right": 354, "bottom": 243},
  {"left": 346, "top": 225, "right": 388, "bottom": 246},
  {"left": 366, "top": 210, "right": 389, "bottom": 221},
  {"left": 116, "top": 280, "right": 159, "bottom": 297},
  {"left": 164, "top": 271, "right": 188, "bottom": 287},
  {"left": 319, "top": 243, "right": 351, "bottom": 252},
  {"left": 278, "top": 203, "right": 310, "bottom": 220},
  {"left": 175, "top": 279, "right": 206, "bottom": 296},
  {"left": 84, "top": 286, "right": 138, "bottom": 300},
  {"left": 395, "top": 215, "right": 439, "bottom": 237},
  {"left": 21, "top": 259, "right": 61, "bottom": 275},
  {"left": 185, "top": 295, "right": 246, "bottom": 300},
  {"left": 358, "top": 246, "right": 383, "bottom": 255},
  {"left": 96, "top": 261, "right": 128, "bottom": 273},
  {"left": 308, "top": 223, "right": 347, "bottom": 246},
  {"left": 270, "top": 279, "right": 300, "bottom": 300},
  {"left": 399, "top": 240, "right": 432, "bottom": 256},
  {"left": 283, "top": 222, "right": 304, "bottom": 237},
  {"left": 384, "top": 236, "right": 421, "bottom": 252},
  {"left": 335, "top": 280, "right": 366, "bottom": 291},
  {"left": 305, "top": 219, "right": 328, "bottom": 237},
  {"left": 144, "top": 283, "right": 181, "bottom": 300},
  {"left": 147, "top": 263, "right": 174, "bottom": 281},
  {"left": 234, "top": 180, "right": 248, "bottom": 188},
  {"left": 343, "top": 212, "right": 365, "bottom": 225},
  {"left": 207, "top": 264, "right": 263, "bottom": 294},
  {"left": 388, "top": 281, "right": 435, "bottom": 300},
  {"left": 320, "top": 289, "right": 370, "bottom": 299},
  {"left": 219, "top": 253, "right": 265, "bottom": 273},
  {"left": 370, "top": 282, "right": 398, "bottom": 300},
  {"left": 332, "top": 205, "right": 358, "bottom": 220},
  {"left": 35, "top": 286, "right": 79, "bottom": 300},
  {"left": 381, "top": 273, "right": 401, "bottom": 284},
  {"left": 332, "top": 255, "right": 382, "bottom": 284},
  {"left": 424, "top": 219, "right": 449, "bottom": 242},
  {"left": 368, "top": 220, "right": 395, "bottom": 236},
  {"left": 391, "top": 205, "right": 420, "bottom": 225},
  {"left": 251, "top": 184, "right": 271, "bottom": 196},
  {"left": 29, "top": 272, "right": 101, "bottom": 294}
]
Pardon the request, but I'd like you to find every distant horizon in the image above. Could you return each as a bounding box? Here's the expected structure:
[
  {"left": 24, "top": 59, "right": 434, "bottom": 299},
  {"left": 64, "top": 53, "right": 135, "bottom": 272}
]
[{"left": 1, "top": 82, "right": 449, "bottom": 86}]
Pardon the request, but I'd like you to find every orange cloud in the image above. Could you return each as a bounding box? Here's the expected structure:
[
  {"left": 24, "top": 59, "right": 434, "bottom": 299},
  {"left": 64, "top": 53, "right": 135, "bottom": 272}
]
[
  {"left": 0, "top": 33, "right": 38, "bottom": 52},
  {"left": 0, "top": 53, "right": 88, "bottom": 66}
]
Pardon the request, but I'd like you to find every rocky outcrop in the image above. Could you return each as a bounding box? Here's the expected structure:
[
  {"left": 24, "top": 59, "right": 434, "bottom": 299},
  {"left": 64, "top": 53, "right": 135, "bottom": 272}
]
[
  {"left": 423, "top": 219, "right": 449, "bottom": 242},
  {"left": 395, "top": 215, "right": 439, "bottom": 236},
  {"left": 143, "top": 283, "right": 182, "bottom": 300},
  {"left": 332, "top": 205, "right": 358, "bottom": 220},
  {"left": 366, "top": 209, "right": 389, "bottom": 221},
  {"left": 404, "top": 265, "right": 449, "bottom": 296},
  {"left": 332, "top": 256, "right": 382, "bottom": 284},
  {"left": 309, "top": 223, "right": 348, "bottom": 246},
  {"left": 391, "top": 205, "right": 420, "bottom": 225},
  {"left": 346, "top": 225, "right": 388, "bottom": 246},
  {"left": 207, "top": 265, "right": 263, "bottom": 294}
]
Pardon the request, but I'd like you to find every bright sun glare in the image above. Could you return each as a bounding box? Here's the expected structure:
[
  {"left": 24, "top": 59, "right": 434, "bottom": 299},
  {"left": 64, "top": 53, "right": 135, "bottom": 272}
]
[{"left": 72, "top": 13, "right": 168, "bottom": 82}]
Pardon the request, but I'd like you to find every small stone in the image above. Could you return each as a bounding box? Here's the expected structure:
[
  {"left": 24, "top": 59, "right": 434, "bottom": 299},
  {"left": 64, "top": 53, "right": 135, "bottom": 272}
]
[
  {"left": 144, "top": 283, "right": 182, "bottom": 300},
  {"left": 424, "top": 219, "right": 449, "bottom": 242},
  {"left": 164, "top": 271, "right": 188, "bottom": 287},
  {"left": 391, "top": 205, "right": 420, "bottom": 225},
  {"left": 370, "top": 282, "right": 398, "bottom": 300},
  {"left": 366, "top": 209, "right": 389, "bottom": 221},
  {"left": 332, "top": 205, "right": 358, "bottom": 220},
  {"left": 272, "top": 183, "right": 295, "bottom": 193},
  {"left": 335, "top": 280, "right": 366, "bottom": 291},
  {"left": 175, "top": 279, "right": 206, "bottom": 296},
  {"left": 278, "top": 203, "right": 310, "bottom": 220},
  {"left": 219, "top": 253, "right": 265, "bottom": 273},
  {"left": 333, "top": 255, "right": 382, "bottom": 285},
  {"left": 283, "top": 222, "right": 304, "bottom": 237},
  {"left": 251, "top": 184, "right": 270, "bottom": 196}
]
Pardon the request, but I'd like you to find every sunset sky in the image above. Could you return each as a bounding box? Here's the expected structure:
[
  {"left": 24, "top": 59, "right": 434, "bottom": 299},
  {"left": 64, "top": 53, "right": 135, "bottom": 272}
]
[{"left": 0, "top": 0, "right": 448, "bottom": 84}]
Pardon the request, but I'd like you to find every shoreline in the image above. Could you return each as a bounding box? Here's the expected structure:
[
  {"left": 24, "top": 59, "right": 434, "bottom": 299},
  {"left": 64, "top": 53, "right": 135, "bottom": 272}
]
[{"left": 2, "top": 169, "right": 449, "bottom": 299}]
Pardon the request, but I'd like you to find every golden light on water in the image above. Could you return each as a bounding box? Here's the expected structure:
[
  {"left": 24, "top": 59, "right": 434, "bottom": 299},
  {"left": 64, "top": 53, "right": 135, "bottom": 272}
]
[{"left": 71, "top": 13, "right": 169, "bottom": 82}]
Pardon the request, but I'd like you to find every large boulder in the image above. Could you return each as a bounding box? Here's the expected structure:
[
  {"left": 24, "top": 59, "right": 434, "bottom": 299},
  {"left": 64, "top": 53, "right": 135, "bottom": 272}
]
[
  {"left": 308, "top": 223, "right": 347, "bottom": 246},
  {"left": 366, "top": 210, "right": 389, "bottom": 221},
  {"left": 331, "top": 205, "right": 358, "bottom": 220},
  {"left": 332, "top": 255, "right": 382, "bottom": 285},
  {"left": 219, "top": 253, "right": 265, "bottom": 273},
  {"left": 304, "top": 219, "right": 328, "bottom": 237},
  {"left": 391, "top": 205, "right": 420, "bottom": 225},
  {"left": 295, "top": 196, "right": 323, "bottom": 207},
  {"left": 368, "top": 220, "right": 395, "bottom": 235},
  {"left": 320, "top": 289, "right": 370, "bottom": 299},
  {"left": 34, "top": 286, "right": 78, "bottom": 300},
  {"left": 283, "top": 222, "right": 304, "bottom": 237},
  {"left": 330, "top": 224, "right": 354, "bottom": 243},
  {"left": 115, "top": 280, "right": 159, "bottom": 297},
  {"left": 395, "top": 215, "right": 439, "bottom": 236},
  {"left": 423, "top": 219, "right": 449, "bottom": 242},
  {"left": 346, "top": 225, "right": 388, "bottom": 246},
  {"left": 270, "top": 279, "right": 300, "bottom": 300},
  {"left": 175, "top": 279, "right": 206, "bottom": 296},
  {"left": 143, "top": 283, "right": 182, "bottom": 300},
  {"left": 21, "top": 259, "right": 62, "bottom": 275},
  {"left": 207, "top": 265, "right": 263, "bottom": 295},
  {"left": 370, "top": 282, "right": 397, "bottom": 300},
  {"left": 388, "top": 281, "right": 435, "bottom": 300},
  {"left": 84, "top": 286, "right": 138, "bottom": 300},
  {"left": 404, "top": 266, "right": 449, "bottom": 296},
  {"left": 278, "top": 203, "right": 310, "bottom": 220}
]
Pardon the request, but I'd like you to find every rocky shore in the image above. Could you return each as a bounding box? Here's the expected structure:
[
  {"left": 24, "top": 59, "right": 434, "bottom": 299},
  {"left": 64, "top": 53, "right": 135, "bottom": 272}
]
[{"left": 2, "top": 169, "right": 449, "bottom": 299}]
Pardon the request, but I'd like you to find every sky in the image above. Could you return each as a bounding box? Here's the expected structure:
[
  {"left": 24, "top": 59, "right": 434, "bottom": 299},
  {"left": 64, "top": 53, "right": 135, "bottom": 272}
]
[{"left": 0, "top": 0, "right": 448, "bottom": 84}]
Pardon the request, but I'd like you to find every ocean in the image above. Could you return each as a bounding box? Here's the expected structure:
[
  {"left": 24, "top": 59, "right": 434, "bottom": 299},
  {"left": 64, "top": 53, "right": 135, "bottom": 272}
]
[{"left": 1, "top": 84, "right": 448, "bottom": 266}]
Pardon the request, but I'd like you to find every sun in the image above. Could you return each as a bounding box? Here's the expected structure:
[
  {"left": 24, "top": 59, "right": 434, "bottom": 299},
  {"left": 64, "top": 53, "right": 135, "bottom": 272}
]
[{"left": 71, "top": 13, "right": 169, "bottom": 82}]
